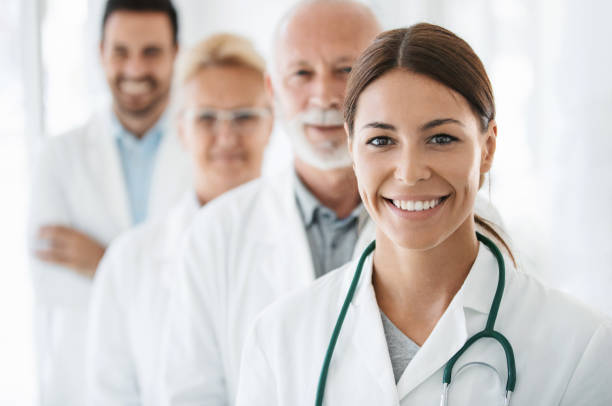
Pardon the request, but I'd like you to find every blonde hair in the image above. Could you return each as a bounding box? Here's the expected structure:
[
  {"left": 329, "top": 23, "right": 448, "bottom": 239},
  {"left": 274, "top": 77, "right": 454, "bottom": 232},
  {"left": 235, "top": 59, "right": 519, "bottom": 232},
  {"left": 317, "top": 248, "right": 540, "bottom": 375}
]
[{"left": 176, "top": 33, "right": 266, "bottom": 87}]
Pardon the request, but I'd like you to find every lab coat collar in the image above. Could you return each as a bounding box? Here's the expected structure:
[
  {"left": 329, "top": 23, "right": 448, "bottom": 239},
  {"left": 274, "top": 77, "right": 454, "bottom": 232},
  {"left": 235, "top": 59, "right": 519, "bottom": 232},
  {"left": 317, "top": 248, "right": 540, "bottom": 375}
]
[
  {"left": 345, "top": 240, "right": 510, "bottom": 313},
  {"left": 289, "top": 166, "right": 373, "bottom": 261},
  {"left": 155, "top": 191, "right": 200, "bottom": 262},
  {"left": 348, "top": 257, "right": 401, "bottom": 404},
  {"left": 260, "top": 167, "right": 305, "bottom": 246},
  {"left": 293, "top": 169, "right": 366, "bottom": 228},
  {"left": 293, "top": 170, "right": 320, "bottom": 227},
  {"left": 85, "top": 106, "right": 181, "bottom": 230},
  {"left": 262, "top": 165, "right": 372, "bottom": 250},
  {"left": 248, "top": 168, "right": 317, "bottom": 288},
  {"left": 108, "top": 105, "right": 169, "bottom": 142},
  {"left": 461, "top": 240, "right": 511, "bottom": 314},
  {"left": 86, "top": 108, "right": 132, "bottom": 230},
  {"left": 397, "top": 241, "right": 511, "bottom": 398},
  {"left": 341, "top": 240, "right": 511, "bottom": 399},
  {"left": 396, "top": 285, "right": 468, "bottom": 397},
  {"left": 253, "top": 166, "right": 373, "bottom": 289}
]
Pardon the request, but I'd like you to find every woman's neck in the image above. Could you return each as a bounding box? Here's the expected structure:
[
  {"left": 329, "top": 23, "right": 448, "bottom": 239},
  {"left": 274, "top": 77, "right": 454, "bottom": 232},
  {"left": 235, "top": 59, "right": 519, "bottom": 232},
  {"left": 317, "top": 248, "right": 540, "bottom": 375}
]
[
  {"left": 372, "top": 218, "right": 478, "bottom": 345},
  {"left": 194, "top": 169, "right": 263, "bottom": 207}
]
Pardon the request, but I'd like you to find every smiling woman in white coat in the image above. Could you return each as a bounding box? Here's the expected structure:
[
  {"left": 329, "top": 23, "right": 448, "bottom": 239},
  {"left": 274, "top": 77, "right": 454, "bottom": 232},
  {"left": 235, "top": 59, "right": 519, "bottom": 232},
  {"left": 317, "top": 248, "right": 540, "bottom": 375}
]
[
  {"left": 85, "top": 33, "right": 273, "bottom": 405},
  {"left": 236, "top": 24, "right": 612, "bottom": 406}
]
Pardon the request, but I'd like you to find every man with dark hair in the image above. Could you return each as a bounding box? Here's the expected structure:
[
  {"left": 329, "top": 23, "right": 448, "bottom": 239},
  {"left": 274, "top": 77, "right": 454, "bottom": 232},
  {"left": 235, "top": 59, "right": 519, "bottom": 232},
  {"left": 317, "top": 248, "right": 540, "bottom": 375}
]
[
  {"left": 28, "top": 0, "right": 189, "bottom": 404},
  {"left": 102, "top": 0, "right": 179, "bottom": 45}
]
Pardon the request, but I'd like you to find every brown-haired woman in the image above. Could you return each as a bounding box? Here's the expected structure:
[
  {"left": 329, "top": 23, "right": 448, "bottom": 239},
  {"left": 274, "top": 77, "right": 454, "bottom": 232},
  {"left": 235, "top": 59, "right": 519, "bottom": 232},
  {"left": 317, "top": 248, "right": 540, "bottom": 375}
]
[{"left": 235, "top": 23, "right": 612, "bottom": 406}]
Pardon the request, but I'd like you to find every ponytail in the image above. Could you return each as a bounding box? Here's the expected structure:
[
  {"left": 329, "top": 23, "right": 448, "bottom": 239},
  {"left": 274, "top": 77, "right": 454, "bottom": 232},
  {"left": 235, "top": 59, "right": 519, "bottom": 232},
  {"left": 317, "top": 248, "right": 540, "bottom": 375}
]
[{"left": 474, "top": 214, "right": 517, "bottom": 268}]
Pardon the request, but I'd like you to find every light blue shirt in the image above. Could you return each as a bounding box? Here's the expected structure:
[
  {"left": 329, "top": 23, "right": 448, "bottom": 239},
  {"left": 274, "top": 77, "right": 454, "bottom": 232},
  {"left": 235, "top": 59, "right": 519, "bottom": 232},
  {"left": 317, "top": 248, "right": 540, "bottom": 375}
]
[{"left": 111, "top": 113, "right": 166, "bottom": 225}]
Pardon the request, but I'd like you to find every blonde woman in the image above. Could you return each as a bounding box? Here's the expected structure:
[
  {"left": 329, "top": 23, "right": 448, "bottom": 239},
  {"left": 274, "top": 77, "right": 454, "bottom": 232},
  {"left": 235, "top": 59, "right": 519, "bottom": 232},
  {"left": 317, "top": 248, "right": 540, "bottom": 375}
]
[{"left": 86, "top": 33, "right": 273, "bottom": 405}]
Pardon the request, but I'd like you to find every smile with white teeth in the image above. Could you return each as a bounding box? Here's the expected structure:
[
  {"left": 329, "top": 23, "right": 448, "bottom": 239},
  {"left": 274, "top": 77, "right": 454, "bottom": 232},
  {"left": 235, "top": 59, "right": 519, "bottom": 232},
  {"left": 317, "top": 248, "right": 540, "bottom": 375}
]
[
  {"left": 391, "top": 198, "right": 443, "bottom": 212},
  {"left": 120, "top": 81, "right": 152, "bottom": 96}
]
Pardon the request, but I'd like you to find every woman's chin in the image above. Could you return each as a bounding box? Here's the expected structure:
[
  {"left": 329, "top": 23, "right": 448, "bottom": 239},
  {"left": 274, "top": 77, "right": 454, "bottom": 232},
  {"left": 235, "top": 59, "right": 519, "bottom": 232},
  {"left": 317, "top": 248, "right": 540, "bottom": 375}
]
[{"left": 378, "top": 226, "right": 444, "bottom": 252}]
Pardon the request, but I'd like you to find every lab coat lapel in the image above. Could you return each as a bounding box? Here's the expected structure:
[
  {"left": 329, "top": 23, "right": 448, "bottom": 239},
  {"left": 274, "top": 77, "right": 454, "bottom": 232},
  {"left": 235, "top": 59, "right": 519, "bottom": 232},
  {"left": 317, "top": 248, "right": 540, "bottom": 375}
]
[
  {"left": 156, "top": 193, "right": 199, "bottom": 262},
  {"left": 395, "top": 241, "right": 500, "bottom": 400},
  {"left": 396, "top": 291, "right": 468, "bottom": 399},
  {"left": 87, "top": 108, "right": 131, "bottom": 230},
  {"left": 346, "top": 255, "right": 400, "bottom": 404},
  {"left": 284, "top": 170, "right": 316, "bottom": 284},
  {"left": 257, "top": 169, "right": 316, "bottom": 290},
  {"left": 258, "top": 167, "right": 372, "bottom": 292},
  {"left": 157, "top": 193, "right": 199, "bottom": 286},
  {"left": 352, "top": 211, "right": 375, "bottom": 260}
]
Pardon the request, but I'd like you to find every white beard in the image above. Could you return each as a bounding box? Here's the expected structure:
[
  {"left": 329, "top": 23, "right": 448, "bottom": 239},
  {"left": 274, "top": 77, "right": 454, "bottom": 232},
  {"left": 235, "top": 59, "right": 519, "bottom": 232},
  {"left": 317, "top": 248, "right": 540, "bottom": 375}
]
[{"left": 279, "top": 106, "right": 352, "bottom": 170}]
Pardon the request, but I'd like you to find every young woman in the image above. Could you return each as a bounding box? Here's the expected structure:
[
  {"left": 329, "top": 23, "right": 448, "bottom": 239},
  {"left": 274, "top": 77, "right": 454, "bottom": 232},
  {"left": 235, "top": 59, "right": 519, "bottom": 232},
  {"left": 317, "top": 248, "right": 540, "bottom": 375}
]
[{"left": 235, "top": 23, "right": 612, "bottom": 405}]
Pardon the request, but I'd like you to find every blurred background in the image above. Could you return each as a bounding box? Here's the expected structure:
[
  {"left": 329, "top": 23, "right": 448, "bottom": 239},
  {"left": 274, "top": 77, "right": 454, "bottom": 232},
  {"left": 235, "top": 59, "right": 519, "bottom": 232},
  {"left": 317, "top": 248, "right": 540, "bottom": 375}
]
[{"left": 1, "top": 0, "right": 611, "bottom": 403}]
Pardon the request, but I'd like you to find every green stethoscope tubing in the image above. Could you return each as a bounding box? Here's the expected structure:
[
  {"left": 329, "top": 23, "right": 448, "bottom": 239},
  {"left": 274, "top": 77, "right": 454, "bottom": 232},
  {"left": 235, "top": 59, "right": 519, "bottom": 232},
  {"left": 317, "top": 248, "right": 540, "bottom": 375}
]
[{"left": 315, "top": 231, "right": 516, "bottom": 406}]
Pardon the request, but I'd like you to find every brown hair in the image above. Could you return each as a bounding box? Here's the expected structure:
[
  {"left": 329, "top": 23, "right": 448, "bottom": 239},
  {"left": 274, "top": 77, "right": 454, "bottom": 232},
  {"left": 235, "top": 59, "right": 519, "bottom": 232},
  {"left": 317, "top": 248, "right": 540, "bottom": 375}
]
[
  {"left": 345, "top": 23, "right": 494, "bottom": 134},
  {"left": 344, "top": 23, "right": 516, "bottom": 266}
]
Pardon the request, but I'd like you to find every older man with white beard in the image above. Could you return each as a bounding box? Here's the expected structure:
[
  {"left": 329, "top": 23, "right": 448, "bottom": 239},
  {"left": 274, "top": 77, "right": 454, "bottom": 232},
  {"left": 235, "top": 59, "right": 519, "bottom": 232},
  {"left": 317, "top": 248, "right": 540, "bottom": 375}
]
[
  {"left": 282, "top": 108, "right": 351, "bottom": 169},
  {"left": 160, "top": 1, "right": 381, "bottom": 404}
]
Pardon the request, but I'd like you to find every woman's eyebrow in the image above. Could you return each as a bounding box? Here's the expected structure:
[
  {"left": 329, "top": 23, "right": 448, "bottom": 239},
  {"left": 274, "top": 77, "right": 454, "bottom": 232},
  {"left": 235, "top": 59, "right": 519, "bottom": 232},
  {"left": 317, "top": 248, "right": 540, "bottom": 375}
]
[
  {"left": 361, "top": 122, "right": 396, "bottom": 131},
  {"left": 360, "top": 118, "right": 464, "bottom": 132},
  {"left": 420, "top": 118, "right": 463, "bottom": 131}
]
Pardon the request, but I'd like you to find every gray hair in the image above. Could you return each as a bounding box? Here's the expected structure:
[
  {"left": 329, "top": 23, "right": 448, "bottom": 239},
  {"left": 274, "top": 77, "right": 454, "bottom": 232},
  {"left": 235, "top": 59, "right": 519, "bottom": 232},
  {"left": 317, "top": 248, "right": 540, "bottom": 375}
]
[{"left": 267, "top": 0, "right": 382, "bottom": 81}]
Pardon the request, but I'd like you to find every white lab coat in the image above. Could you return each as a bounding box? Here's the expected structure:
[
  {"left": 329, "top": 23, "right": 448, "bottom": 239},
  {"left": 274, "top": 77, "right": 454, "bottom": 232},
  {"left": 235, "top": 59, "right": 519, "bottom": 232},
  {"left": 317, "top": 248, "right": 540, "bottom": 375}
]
[
  {"left": 86, "top": 193, "right": 198, "bottom": 406},
  {"left": 28, "top": 107, "right": 191, "bottom": 406},
  {"left": 236, "top": 242, "right": 612, "bottom": 406},
  {"left": 161, "top": 167, "right": 502, "bottom": 405},
  {"left": 162, "top": 168, "right": 375, "bottom": 405}
]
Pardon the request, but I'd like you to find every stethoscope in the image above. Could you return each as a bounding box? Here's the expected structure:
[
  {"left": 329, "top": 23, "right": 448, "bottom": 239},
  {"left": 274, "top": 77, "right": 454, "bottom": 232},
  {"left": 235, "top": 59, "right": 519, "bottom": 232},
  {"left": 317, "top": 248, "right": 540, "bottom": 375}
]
[{"left": 315, "top": 232, "right": 516, "bottom": 406}]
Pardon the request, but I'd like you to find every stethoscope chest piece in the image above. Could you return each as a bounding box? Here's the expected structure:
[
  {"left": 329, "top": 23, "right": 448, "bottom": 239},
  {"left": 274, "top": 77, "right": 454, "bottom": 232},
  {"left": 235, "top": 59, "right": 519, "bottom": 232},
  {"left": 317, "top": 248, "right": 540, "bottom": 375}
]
[{"left": 440, "top": 361, "right": 513, "bottom": 406}]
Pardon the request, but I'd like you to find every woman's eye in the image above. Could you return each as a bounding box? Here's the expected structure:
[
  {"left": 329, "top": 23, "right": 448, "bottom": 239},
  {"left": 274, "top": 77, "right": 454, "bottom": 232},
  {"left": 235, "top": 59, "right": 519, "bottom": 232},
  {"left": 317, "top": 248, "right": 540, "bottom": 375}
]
[
  {"left": 367, "top": 136, "right": 394, "bottom": 147},
  {"left": 198, "top": 114, "right": 216, "bottom": 125},
  {"left": 295, "top": 69, "right": 312, "bottom": 77},
  {"left": 234, "top": 113, "right": 256, "bottom": 123},
  {"left": 338, "top": 66, "right": 352, "bottom": 74},
  {"left": 429, "top": 134, "right": 457, "bottom": 145}
]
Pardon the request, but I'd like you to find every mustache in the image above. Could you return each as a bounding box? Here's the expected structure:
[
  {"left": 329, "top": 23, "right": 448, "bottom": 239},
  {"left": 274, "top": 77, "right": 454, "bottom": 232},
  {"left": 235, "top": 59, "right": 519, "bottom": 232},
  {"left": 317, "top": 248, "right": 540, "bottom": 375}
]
[{"left": 297, "top": 108, "right": 344, "bottom": 126}]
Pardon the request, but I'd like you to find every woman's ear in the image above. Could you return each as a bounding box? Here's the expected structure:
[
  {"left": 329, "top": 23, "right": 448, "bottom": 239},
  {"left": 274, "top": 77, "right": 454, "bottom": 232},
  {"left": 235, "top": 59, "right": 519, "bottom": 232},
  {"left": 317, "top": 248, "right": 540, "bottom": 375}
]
[{"left": 480, "top": 120, "right": 497, "bottom": 174}]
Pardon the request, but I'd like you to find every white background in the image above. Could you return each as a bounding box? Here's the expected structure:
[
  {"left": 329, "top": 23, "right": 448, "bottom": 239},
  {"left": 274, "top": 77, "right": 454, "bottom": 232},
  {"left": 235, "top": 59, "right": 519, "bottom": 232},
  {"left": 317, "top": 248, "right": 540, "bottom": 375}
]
[{"left": 2, "top": 0, "right": 612, "bottom": 403}]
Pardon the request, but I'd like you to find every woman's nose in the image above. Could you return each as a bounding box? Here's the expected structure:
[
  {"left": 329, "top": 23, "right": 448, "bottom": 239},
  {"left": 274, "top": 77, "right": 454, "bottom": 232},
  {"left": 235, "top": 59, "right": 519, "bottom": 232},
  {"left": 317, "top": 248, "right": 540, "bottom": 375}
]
[{"left": 393, "top": 146, "right": 431, "bottom": 185}]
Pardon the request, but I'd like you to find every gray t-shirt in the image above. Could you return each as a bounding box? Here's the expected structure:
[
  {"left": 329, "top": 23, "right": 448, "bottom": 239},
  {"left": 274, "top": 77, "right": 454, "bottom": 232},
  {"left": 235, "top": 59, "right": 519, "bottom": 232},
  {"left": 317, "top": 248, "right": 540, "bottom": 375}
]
[
  {"left": 294, "top": 173, "right": 366, "bottom": 278},
  {"left": 380, "top": 311, "right": 421, "bottom": 383}
]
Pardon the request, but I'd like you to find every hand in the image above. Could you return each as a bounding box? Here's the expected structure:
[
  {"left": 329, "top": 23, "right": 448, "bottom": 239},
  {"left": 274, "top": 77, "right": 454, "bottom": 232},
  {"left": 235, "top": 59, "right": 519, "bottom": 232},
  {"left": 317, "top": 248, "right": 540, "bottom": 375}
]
[{"left": 36, "top": 225, "right": 106, "bottom": 278}]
